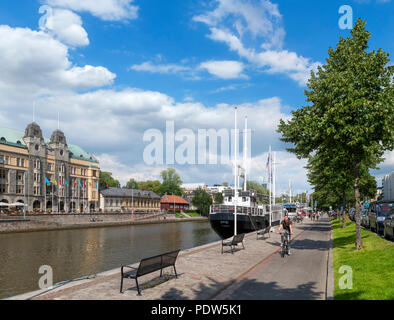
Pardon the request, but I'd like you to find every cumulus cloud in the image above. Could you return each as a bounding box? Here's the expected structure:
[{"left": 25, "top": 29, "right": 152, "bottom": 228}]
[
  {"left": 199, "top": 60, "right": 246, "bottom": 79},
  {"left": 0, "top": 25, "right": 115, "bottom": 95},
  {"left": 194, "top": 0, "right": 321, "bottom": 86},
  {"left": 43, "top": 0, "right": 139, "bottom": 21},
  {"left": 40, "top": 7, "right": 89, "bottom": 47}
]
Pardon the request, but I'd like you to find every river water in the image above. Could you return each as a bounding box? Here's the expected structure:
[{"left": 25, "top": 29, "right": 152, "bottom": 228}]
[{"left": 0, "top": 221, "right": 220, "bottom": 299}]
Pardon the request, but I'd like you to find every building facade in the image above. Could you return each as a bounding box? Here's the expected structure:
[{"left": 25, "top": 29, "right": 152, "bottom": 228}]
[
  {"left": 161, "top": 195, "right": 190, "bottom": 211},
  {"left": 0, "top": 123, "right": 100, "bottom": 213},
  {"left": 382, "top": 172, "right": 394, "bottom": 201},
  {"left": 99, "top": 188, "right": 161, "bottom": 213}
]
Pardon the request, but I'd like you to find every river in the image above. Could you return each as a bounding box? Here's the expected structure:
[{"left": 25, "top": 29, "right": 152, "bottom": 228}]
[{"left": 0, "top": 220, "right": 220, "bottom": 299}]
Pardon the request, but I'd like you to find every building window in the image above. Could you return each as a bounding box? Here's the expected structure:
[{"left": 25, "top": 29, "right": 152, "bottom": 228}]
[
  {"left": 0, "top": 184, "right": 7, "bottom": 193},
  {"left": 17, "top": 158, "right": 20, "bottom": 167},
  {"left": 16, "top": 185, "right": 23, "bottom": 194},
  {"left": 5, "top": 156, "right": 9, "bottom": 165},
  {"left": 0, "top": 169, "right": 7, "bottom": 179}
]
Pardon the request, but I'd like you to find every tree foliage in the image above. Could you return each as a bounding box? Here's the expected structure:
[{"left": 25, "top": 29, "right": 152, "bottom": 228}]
[
  {"left": 277, "top": 19, "right": 393, "bottom": 249},
  {"left": 192, "top": 188, "right": 212, "bottom": 216},
  {"left": 99, "top": 171, "right": 120, "bottom": 188}
]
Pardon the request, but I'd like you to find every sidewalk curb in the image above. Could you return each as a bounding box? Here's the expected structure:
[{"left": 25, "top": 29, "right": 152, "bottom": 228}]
[{"left": 326, "top": 222, "right": 334, "bottom": 300}]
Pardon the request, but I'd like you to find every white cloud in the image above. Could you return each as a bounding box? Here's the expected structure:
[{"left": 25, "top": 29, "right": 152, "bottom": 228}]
[
  {"left": 0, "top": 25, "right": 115, "bottom": 94},
  {"left": 44, "top": 0, "right": 139, "bottom": 21},
  {"left": 129, "top": 61, "right": 190, "bottom": 74},
  {"left": 41, "top": 8, "right": 89, "bottom": 47},
  {"left": 193, "top": 0, "right": 285, "bottom": 49},
  {"left": 199, "top": 60, "right": 246, "bottom": 79},
  {"left": 195, "top": 1, "right": 321, "bottom": 86}
]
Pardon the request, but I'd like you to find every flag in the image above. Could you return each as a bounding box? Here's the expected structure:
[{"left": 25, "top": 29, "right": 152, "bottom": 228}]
[
  {"left": 45, "top": 177, "right": 51, "bottom": 186},
  {"left": 78, "top": 181, "right": 82, "bottom": 188},
  {"left": 65, "top": 180, "right": 68, "bottom": 187},
  {"left": 58, "top": 178, "right": 62, "bottom": 186},
  {"left": 53, "top": 179, "right": 57, "bottom": 186},
  {"left": 84, "top": 182, "right": 87, "bottom": 188},
  {"left": 89, "top": 182, "right": 92, "bottom": 187}
]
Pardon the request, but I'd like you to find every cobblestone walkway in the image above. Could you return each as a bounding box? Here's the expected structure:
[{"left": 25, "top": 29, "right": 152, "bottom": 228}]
[{"left": 10, "top": 219, "right": 330, "bottom": 300}]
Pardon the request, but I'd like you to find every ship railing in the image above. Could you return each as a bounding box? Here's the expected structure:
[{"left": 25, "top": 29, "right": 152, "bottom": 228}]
[{"left": 210, "top": 205, "right": 266, "bottom": 216}]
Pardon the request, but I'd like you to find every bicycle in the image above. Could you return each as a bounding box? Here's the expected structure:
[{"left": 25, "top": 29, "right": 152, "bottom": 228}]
[{"left": 280, "top": 230, "right": 291, "bottom": 257}]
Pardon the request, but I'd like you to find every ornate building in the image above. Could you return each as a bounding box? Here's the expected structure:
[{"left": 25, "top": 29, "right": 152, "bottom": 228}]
[{"left": 0, "top": 122, "right": 100, "bottom": 213}]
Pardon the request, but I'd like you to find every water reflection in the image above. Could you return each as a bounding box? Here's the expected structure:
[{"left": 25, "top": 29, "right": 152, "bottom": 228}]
[{"left": 0, "top": 221, "right": 219, "bottom": 299}]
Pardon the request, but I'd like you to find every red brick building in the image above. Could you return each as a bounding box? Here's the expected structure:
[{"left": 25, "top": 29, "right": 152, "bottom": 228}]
[{"left": 160, "top": 195, "right": 190, "bottom": 211}]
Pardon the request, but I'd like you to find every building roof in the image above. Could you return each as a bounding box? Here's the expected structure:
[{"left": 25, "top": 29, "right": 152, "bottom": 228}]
[
  {"left": 161, "top": 195, "right": 190, "bottom": 205},
  {"left": 100, "top": 187, "right": 160, "bottom": 199},
  {"left": 0, "top": 125, "right": 98, "bottom": 163},
  {"left": 181, "top": 183, "right": 206, "bottom": 190}
]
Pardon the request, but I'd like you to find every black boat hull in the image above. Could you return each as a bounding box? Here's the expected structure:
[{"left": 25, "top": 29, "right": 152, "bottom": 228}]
[{"left": 209, "top": 213, "right": 270, "bottom": 239}]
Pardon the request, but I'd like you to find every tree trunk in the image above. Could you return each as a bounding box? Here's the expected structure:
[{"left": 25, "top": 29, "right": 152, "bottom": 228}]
[
  {"left": 354, "top": 161, "right": 362, "bottom": 250},
  {"left": 337, "top": 197, "right": 341, "bottom": 221},
  {"left": 342, "top": 191, "right": 347, "bottom": 228}
]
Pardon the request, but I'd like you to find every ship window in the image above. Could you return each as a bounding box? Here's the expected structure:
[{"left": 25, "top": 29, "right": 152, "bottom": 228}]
[
  {"left": 242, "top": 197, "right": 246, "bottom": 202},
  {"left": 0, "top": 137, "right": 6, "bottom": 142},
  {"left": 17, "top": 140, "right": 22, "bottom": 145}
]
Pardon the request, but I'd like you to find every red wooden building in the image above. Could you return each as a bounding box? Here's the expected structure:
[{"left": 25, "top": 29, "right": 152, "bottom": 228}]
[{"left": 160, "top": 195, "right": 190, "bottom": 211}]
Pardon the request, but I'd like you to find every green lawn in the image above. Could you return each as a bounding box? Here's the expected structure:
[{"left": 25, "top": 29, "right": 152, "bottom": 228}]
[
  {"left": 175, "top": 211, "right": 202, "bottom": 218},
  {"left": 332, "top": 219, "right": 394, "bottom": 300}
]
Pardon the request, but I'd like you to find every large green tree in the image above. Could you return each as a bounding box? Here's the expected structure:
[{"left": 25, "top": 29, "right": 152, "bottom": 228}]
[
  {"left": 138, "top": 180, "right": 162, "bottom": 195},
  {"left": 278, "top": 19, "right": 393, "bottom": 249},
  {"left": 99, "top": 171, "right": 120, "bottom": 188},
  {"left": 159, "top": 168, "right": 184, "bottom": 196},
  {"left": 125, "top": 178, "right": 138, "bottom": 189},
  {"left": 192, "top": 188, "right": 212, "bottom": 216}
]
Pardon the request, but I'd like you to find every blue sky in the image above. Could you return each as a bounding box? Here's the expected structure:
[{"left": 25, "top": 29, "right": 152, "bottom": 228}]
[{"left": 0, "top": 0, "right": 393, "bottom": 195}]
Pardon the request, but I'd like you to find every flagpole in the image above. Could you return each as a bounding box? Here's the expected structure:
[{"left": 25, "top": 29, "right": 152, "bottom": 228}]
[
  {"left": 269, "top": 145, "right": 272, "bottom": 228},
  {"left": 234, "top": 107, "right": 238, "bottom": 236},
  {"left": 273, "top": 151, "right": 276, "bottom": 205}
]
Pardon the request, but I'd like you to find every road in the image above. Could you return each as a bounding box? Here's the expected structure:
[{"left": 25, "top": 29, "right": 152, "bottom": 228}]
[{"left": 215, "top": 216, "right": 332, "bottom": 300}]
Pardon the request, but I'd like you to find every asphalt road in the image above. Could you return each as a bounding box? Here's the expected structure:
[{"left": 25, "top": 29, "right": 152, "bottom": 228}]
[{"left": 218, "top": 217, "right": 332, "bottom": 300}]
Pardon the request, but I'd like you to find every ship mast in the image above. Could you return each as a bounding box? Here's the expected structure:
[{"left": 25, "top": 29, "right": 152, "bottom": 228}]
[
  {"left": 243, "top": 116, "right": 248, "bottom": 192},
  {"left": 234, "top": 107, "right": 238, "bottom": 236}
]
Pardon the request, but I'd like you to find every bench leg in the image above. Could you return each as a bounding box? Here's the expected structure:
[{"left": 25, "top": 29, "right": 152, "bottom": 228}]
[
  {"left": 136, "top": 278, "right": 141, "bottom": 296},
  {"left": 160, "top": 268, "right": 163, "bottom": 278},
  {"left": 120, "top": 276, "right": 124, "bottom": 293},
  {"left": 173, "top": 265, "right": 178, "bottom": 278},
  {"left": 242, "top": 242, "right": 245, "bottom": 250}
]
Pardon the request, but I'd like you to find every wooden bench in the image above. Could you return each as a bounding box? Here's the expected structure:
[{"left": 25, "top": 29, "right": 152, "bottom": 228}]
[
  {"left": 221, "top": 233, "right": 245, "bottom": 254},
  {"left": 120, "top": 249, "right": 180, "bottom": 295},
  {"left": 256, "top": 226, "right": 271, "bottom": 240}
]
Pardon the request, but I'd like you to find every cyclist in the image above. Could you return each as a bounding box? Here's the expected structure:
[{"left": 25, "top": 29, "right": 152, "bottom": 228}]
[{"left": 277, "top": 215, "right": 294, "bottom": 255}]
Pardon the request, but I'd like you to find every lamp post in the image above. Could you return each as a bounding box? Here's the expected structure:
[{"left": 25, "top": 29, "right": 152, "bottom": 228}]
[{"left": 23, "top": 171, "right": 27, "bottom": 220}]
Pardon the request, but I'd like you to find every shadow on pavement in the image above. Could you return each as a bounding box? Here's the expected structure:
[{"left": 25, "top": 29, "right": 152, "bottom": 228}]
[{"left": 159, "top": 277, "right": 324, "bottom": 300}]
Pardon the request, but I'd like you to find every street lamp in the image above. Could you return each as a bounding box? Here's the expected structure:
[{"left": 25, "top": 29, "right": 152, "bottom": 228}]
[{"left": 23, "top": 171, "right": 27, "bottom": 220}]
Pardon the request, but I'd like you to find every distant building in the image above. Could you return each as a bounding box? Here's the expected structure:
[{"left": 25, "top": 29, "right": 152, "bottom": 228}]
[
  {"left": 100, "top": 187, "right": 160, "bottom": 213},
  {"left": 0, "top": 123, "right": 100, "bottom": 213},
  {"left": 382, "top": 172, "right": 394, "bottom": 201},
  {"left": 161, "top": 195, "right": 190, "bottom": 211}
]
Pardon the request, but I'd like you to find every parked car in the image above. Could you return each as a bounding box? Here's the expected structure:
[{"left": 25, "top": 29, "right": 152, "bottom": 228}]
[
  {"left": 383, "top": 208, "right": 394, "bottom": 240},
  {"left": 360, "top": 208, "right": 369, "bottom": 228},
  {"left": 349, "top": 208, "right": 356, "bottom": 221},
  {"left": 368, "top": 201, "right": 394, "bottom": 235}
]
